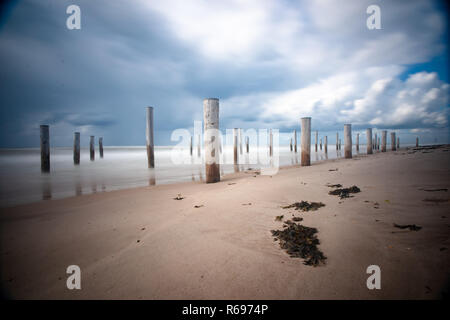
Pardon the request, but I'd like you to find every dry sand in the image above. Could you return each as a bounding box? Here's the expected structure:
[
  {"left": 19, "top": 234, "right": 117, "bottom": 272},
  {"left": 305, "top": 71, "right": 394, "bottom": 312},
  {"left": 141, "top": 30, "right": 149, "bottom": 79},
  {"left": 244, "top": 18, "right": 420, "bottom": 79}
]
[{"left": 1, "top": 146, "right": 449, "bottom": 299}]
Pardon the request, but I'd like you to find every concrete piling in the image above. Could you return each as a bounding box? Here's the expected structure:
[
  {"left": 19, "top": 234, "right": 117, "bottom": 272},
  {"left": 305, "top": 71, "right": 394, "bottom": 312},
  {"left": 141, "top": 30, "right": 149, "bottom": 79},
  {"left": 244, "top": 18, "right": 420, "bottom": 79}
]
[
  {"left": 73, "top": 132, "right": 80, "bottom": 165},
  {"left": 301, "top": 117, "right": 311, "bottom": 166},
  {"left": 344, "top": 124, "right": 352, "bottom": 159},
  {"left": 381, "top": 130, "right": 387, "bottom": 152},
  {"left": 356, "top": 133, "right": 359, "bottom": 152},
  {"left": 146, "top": 107, "right": 155, "bottom": 168},
  {"left": 294, "top": 129, "right": 297, "bottom": 153},
  {"left": 203, "top": 98, "right": 220, "bottom": 183},
  {"left": 99, "top": 137, "right": 104, "bottom": 158},
  {"left": 391, "top": 132, "right": 396, "bottom": 151},
  {"left": 416, "top": 137, "right": 419, "bottom": 147},
  {"left": 315, "top": 130, "right": 318, "bottom": 152},
  {"left": 233, "top": 128, "right": 238, "bottom": 164},
  {"left": 269, "top": 129, "right": 273, "bottom": 157},
  {"left": 336, "top": 132, "right": 339, "bottom": 151},
  {"left": 324, "top": 136, "right": 328, "bottom": 153},
  {"left": 366, "top": 128, "right": 373, "bottom": 154},
  {"left": 397, "top": 137, "right": 400, "bottom": 149},
  {"left": 40, "top": 125, "right": 50, "bottom": 172},
  {"left": 90, "top": 135, "right": 95, "bottom": 161}
]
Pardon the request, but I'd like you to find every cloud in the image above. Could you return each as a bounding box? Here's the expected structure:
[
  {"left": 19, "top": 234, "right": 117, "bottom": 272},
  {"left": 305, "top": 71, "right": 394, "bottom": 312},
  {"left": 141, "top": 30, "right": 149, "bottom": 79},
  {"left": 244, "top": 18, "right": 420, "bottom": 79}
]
[{"left": 0, "top": 0, "right": 448, "bottom": 147}]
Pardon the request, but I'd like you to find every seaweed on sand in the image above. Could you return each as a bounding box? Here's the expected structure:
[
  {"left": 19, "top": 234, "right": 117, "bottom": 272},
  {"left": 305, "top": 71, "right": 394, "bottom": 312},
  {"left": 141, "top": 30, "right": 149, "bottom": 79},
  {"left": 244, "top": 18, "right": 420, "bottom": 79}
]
[
  {"left": 282, "top": 201, "right": 325, "bottom": 212},
  {"left": 328, "top": 186, "right": 361, "bottom": 199},
  {"left": 393, "top": 223, "right": 422, "bottom": 231},
  {"left": 271, "top": 220, "right": 326, "bottom": 266}
]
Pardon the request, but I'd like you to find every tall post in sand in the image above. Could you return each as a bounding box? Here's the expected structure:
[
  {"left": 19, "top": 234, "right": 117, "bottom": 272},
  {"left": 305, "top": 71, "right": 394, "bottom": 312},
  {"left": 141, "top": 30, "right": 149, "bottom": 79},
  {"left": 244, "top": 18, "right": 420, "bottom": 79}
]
[
  {"left": 73, "top": 132, "right": 80, "bottom": 165},
  {"left": 290, "top": 138, "right": 293, "bottom": 151},
  {"left": 197, "top": 134, "right": 201, "bottom": 157},
  {"left": 397, "top": 137, "right": 400, "bottom": 149},
  {"left": 381, "top": 130, "right": 387, "bottom": 152},
  {"left": 344, "top": 124, "right": 352, "bottom": 159},
  {"left": 416, "top": 137, "right": 419, "bottom": 147},
  {"left": 315, "top": 130, "right": 318, "bottom": 152},
  {"left": 294, "top": 129, "right": 297, "bottom": 153},
  {"left": 246, "top": 136, "right": 249, "bottom": 153},
  {"left": 374, "top": 133, "right": 377, "bottom": 151},
  {"left": 320, "top": 138, "right": 322, "bottom": 150},
  {"left": 233, "top": 128, "right": 238, "bottom": 164},
  {"left": 239, "top": 128, "right": 243, "bottom": 155},
  {"left": 90, "top": 136, "right": 95, "bottom": 161},
  {"left": 378, "top": 137, "right": 380, "bottom": 150},
  {"left": 99, "top": 137, "right": 104, "bottom": 158},
  {"left": 324, "top": 136, "right": 328, "bottom": 153},
  {"left": 146, "top": 107, "right": 154, "bottom": 168},
  {"left": 40, "top": 125, "right": 50, "bottom": 172},
  {"left": 203, "top": 98, "right": 220, "bottom": 183},
  {"left": 366, "top": 128, "right": 373, "bottom": 154},
  {"left": 301, "top": 117, "right": 311, "bottom": 166},
  {"left": 190, "top": 136, "right": 193, "bottom": 156},
  {"left": 339, "top": 139, "right": 342, "bottom": 150},
  {"left": 356, "top": 133, "right": 359, "bottom": 151},
  {"left": 269, "top": 129, "right": 273, "bottom": 157},
  {"left": 336, "top": 132, "right": 339, "bottom": 150},
  {"left": 391, "top": 132, "right": 396, "bottom": 151}
]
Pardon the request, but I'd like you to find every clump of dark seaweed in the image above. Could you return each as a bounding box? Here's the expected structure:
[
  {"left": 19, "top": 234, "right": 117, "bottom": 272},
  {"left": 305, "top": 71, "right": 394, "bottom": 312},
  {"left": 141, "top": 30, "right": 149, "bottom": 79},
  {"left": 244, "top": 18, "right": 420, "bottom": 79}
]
[
  {"left": 328, "top": 185, "right": 361, "bottom": 199},
  {"left": 393, "top": 223, "right": 422, "bottom": 231},
  {"left": 282, "top": 201, "right": 325, "bottom": 212},
  {"left": 271, "top": 220, "right": 326, "bottom": 266},
  {"left": 326, "top": 183, "right": 342, "bottom": 188}
]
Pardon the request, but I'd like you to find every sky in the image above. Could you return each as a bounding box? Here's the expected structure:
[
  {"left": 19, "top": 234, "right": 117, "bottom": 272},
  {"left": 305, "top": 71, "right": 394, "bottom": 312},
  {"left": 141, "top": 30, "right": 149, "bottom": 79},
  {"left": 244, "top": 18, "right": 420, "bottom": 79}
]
[{"left": 0, "top": 0, "right": 448, "bottom": 147}]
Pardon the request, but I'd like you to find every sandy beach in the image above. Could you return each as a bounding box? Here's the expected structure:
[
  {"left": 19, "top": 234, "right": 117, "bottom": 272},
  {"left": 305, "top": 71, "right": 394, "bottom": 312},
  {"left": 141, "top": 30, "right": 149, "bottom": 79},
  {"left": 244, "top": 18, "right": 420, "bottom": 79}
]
[{"left": 1, "top": 146, "right": 449, "bottom": 299}]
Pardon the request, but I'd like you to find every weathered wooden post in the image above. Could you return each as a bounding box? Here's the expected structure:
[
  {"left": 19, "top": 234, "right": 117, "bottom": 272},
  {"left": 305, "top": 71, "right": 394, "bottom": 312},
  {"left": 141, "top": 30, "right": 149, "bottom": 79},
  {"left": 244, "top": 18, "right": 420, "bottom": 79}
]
[
  {"left": 315, "top": 130, "right": 318, "bottom": 152},
  {"left": 233, "top": 128, "right": 238, "bottom": 164},
  {"left": 290, "top": 138, "right": 293, "bottom": 151},
  {"left": 416, "top": 136, "right": 419, "bottom": 147},
  {"left": 397, "top": 137, "right": 400, "bottom": 149},
  {"left": 324, "top": 136, "right": 328, "bottom": 153},
  {"left": 336, "top": 132, "right": 339, "bottom": 150},
  {"left": 269, "top": 129, "right": 273, "bottom": 157},
  {"left": 197, "top": 134, "right": 201, "bottom": 157},
  {"left": 146, "top": 106, "right": 155, "bottom": 168},
  {"left": 320, "top": 138, "right": 322, "bottom": 150},
  {"left": 301, "top": 117, "right": 311, "bottom": 166},
  {"left": 391, "top": 132, "right": 396, "bottom": 151},
  {"left": 190, "top": 136, "right": 193, "bottom": 156},
  {"left": 356, "top": 133, "right": 359, "bottom": 151},
  {"left": 344, "top": 124, "right": 352, "bottom": 159},
  {"left": 381, "top": 130, "right": 387, "bottom": 152},
  {"left": 294, "top": 129, "right": 297, "bottom": 153},
  {"left": 40, "top": 125, "right": 50, "bottom": 172},
  {"left": 366, "top": 128, "right": 373, "bottom": 154},
  {"left": 99, "top": 137, "right": 104, "bottom": 158},
  {"left": 73, "top": 132, "right": 80, "bottom": 165},
  {"left": 203, "top": 98, "right": 220, "bottom": 183},
  {"left": 89, "top": 136, "right": 95, "bottom": 161}
]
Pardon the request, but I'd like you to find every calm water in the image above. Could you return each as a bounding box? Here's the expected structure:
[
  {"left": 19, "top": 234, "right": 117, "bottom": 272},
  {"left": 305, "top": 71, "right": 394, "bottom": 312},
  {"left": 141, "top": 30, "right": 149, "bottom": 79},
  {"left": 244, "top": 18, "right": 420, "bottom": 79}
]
[{"left": 0, "top": 144, "right": 370, "bottom": 207}]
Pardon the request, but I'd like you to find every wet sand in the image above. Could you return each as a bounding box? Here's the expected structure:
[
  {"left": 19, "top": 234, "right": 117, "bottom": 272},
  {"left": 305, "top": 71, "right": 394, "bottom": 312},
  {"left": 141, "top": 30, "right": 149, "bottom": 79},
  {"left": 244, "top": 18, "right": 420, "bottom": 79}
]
[{"left": 1, "top": 146, "right": 449, "bottom": 299}]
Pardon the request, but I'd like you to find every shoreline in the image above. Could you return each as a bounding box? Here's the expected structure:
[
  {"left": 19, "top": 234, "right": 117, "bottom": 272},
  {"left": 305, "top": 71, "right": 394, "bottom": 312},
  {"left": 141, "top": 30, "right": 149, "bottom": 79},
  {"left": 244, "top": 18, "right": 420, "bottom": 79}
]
[{"left": 1, "top": 145, "right": 449, "bottom": 299}]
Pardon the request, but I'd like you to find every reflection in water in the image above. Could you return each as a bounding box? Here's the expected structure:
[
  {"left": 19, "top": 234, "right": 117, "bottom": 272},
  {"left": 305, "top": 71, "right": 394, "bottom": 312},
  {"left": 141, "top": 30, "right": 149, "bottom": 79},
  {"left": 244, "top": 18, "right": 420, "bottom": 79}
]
[
  {"left": 149, "top": 170, "right": 156, "bottom": 186},
  {"left": 91, "top": 183, "right": 97, "bottom": 193},
  {"left": 75, "top": 181, "right": 82, "bottom": 196},
  {"left": 42, "top": 174, "right": 52, "bottom": 200}
]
